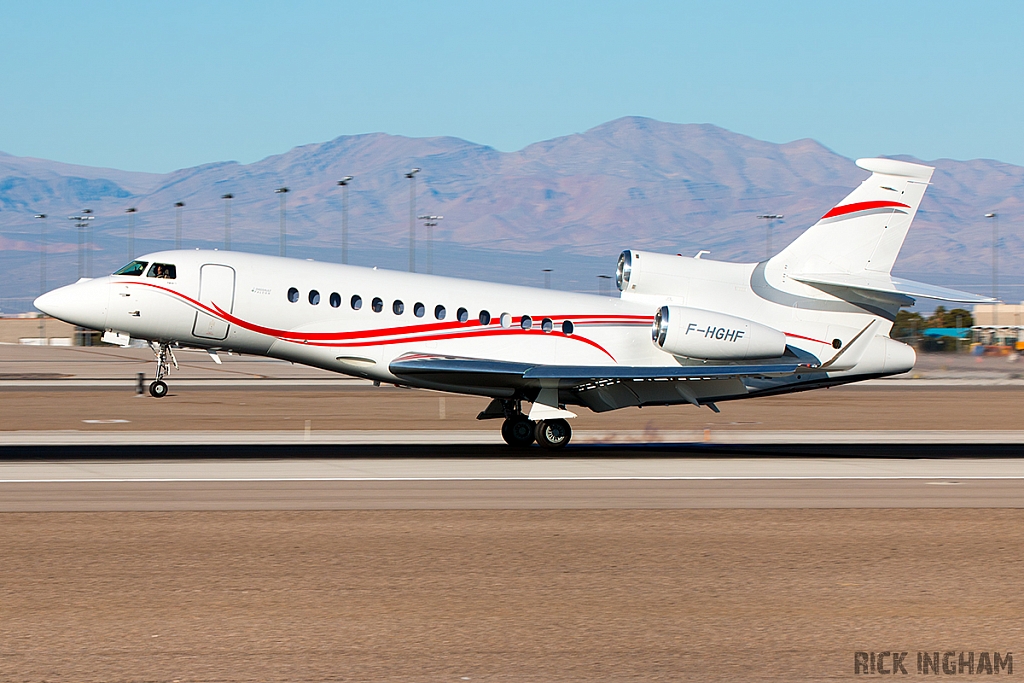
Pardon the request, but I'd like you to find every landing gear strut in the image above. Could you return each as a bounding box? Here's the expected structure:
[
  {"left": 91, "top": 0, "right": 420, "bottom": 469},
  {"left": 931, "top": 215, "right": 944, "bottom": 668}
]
[{"left": 148, "top": 342, "right": 178, "bottom": 398}]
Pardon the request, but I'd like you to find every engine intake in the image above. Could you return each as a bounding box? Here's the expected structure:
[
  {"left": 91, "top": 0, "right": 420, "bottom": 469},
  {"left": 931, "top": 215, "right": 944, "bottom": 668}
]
[{"left": 652, "top": 305, "right": 787, "bottom": 361}]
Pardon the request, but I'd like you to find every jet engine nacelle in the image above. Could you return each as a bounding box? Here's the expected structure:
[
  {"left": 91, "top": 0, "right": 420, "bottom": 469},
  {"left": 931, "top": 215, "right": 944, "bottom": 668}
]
[
  {"left": 652, "top": 305, "right": 787, "bottom": 361},
  {"left": 617, "top": 249, "right": 691, "bottom": 297}
]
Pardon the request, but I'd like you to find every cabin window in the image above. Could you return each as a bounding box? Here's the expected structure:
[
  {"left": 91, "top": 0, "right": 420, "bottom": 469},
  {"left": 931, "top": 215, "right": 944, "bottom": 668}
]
[
  {"left": 414, "top": 302, "right": 425, "bottom": 318},
  {"left": 500, "top": 312, "right": 512, "bottom": 329},
  {"left": 371, "top": 297, "right": 383, "bottom": 313},
  {"left": 351, "top": 295, "right": 362, "bottom": 310},
  {"left": 393, "top": 300, "right": 405, "bottom": 315},
  {"left": 457, "top": 307, "right": 469, "bottom": 323},
  {"left": 287, "top": 287, "right": 299, "bottom": 303},
  {"left": 114, "top": 260, "right": 148, "bottom": 276},
  {"left": 435, "top": 305, "right": 446, "bottom": 320},
  {"left": 521, "top": 315, "right": 533, "bottom": 330},
  {"left": 541, "top": 317, "right": 553, "bottom": 333},
  {"left": 309, "top": 290, "right": 320, "bottom": 305},
  {"left": 146, "top": 263, "right": 176, "bottom": 279},
  {"left": 562, "top": 320, "right": 574, "bottom": 335},
  {"left": 330, "top": 292, "right": 341, "bottom": 308},
  {"left": 479, "top": 310, "right": 491, "bottom": 325}
]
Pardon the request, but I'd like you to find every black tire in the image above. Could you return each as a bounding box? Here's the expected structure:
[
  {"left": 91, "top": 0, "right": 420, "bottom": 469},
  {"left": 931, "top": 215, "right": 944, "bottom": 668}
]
[
  {"left": 501, "top": 416, "right": 535, "bottom": 447},
  {"left": 149, "top": 380, "right": 168, "bottom": 398},
  {"left": 535, "top": 419, "right": 572, "bottom": 449}
]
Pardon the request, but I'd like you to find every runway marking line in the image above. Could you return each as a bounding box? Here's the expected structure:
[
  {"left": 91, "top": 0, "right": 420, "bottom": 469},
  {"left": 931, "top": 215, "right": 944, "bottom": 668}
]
[{"left": 2, "top": 476, "right": 1024, "bottom": 483}]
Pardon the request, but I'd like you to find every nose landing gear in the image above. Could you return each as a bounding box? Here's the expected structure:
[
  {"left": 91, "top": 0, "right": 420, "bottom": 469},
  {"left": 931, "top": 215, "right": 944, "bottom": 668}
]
[{"left": 148, "top": 342, "right": 178, "bottom": 398}]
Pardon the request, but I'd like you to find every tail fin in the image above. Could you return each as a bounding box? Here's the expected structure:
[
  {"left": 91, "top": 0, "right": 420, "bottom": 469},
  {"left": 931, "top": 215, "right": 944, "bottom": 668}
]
[{"left": 771, "top": 158, "right": 934, "bottom": 276}]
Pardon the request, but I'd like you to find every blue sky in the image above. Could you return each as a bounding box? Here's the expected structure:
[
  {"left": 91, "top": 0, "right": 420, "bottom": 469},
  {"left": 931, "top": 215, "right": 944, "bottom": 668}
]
[{"left": 1, "top": 1, "right": 1022, "bottom": 172}]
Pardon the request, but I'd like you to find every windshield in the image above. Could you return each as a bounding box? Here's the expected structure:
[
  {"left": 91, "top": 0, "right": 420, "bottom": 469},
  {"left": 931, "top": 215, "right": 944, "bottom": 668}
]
[{"left": 113, "top": 260, "right": 148, "bottom": 276}]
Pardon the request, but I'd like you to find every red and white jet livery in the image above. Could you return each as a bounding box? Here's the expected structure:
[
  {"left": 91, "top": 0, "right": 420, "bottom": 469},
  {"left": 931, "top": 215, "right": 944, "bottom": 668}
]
[{"left": 36, "top": 158, "right": 989, "bottom": 448}]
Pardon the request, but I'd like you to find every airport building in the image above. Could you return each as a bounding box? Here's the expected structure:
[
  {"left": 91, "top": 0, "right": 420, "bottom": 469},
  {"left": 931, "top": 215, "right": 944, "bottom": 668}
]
[
  {"left": 972, "top": 303, "right": 1024, "bottom": 348},
  {"left": 0, "top": 314, "right": 78, "bottom": 345}
]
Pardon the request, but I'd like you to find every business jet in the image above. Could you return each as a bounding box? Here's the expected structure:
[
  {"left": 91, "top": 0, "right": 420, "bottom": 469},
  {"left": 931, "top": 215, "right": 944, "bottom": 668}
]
[{"left": 35, "top": 157, "right": 989, "bottom": 448}]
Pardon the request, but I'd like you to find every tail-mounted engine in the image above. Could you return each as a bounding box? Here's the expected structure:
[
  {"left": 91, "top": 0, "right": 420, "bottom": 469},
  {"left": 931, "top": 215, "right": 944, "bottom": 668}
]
[
  {"left": 652, "top": 305, "right": 786, "bottom": 361},
  {"left": 617, "top": 249, "right": 694, "bottom": 296}
]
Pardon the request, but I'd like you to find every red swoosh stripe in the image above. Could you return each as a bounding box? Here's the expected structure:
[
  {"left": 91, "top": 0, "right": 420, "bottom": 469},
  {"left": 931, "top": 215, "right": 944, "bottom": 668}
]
[
  {"left": 307, "top": 327, "right": 617, "bottom": 357},
  {"left": 784, "top": 332, "right": 830, "bottom": 345},
  {"left": 129, "top": 281, "right": 632, "bottom": 359},
  {"left": 821, "top": 200, "right": 910, "bottom": 220}
]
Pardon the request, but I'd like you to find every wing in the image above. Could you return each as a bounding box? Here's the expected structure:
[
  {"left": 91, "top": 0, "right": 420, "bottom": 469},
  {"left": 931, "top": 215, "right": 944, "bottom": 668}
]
[
  {"left": 389, "top": 352, "right": 819, "bottom": 412},
  {"left": 391, "top": 353, "right": 813, "bottom": 383}
]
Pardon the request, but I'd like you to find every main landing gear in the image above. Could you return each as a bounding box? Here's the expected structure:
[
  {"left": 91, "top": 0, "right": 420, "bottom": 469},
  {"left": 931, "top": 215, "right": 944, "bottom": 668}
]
[
  {"left": 497, "top": 400, "right": 573, "bottom": 449},
  {"left": 148, "top": 342, "right": 178, "bottom": 398}
]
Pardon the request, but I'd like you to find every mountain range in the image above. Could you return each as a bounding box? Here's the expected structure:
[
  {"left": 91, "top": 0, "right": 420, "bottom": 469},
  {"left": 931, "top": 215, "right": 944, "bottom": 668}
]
[{"left": 2, "top": 116, "right": 1022, "bottom": 312}]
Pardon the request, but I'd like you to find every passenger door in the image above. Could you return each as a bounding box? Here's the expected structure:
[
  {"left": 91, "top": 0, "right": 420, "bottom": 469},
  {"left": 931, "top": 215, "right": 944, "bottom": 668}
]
[{"left": 192, "top": 264, "right": 235, "bottom": 341}]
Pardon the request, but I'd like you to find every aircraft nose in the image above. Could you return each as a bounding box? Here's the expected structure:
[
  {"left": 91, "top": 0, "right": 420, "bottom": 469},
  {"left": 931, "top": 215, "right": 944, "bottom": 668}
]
[
  {"left": 33, "top": 289, "right": 64, "bottom": 318},
  {"left": 34, "top": 278, "right": 109, "bottom": 331}
]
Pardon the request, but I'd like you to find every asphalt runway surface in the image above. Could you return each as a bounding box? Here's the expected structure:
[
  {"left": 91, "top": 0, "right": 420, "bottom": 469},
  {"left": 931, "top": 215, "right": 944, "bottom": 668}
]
[
  {"left": 4, "top": 456, "right": 1024, "bottom": 511},
  {"left": 3, "top": 507, "right": 1022, "bottom": 682},
  {"left": 4, "top": 456, "right": 1024, "bottom": 681}
]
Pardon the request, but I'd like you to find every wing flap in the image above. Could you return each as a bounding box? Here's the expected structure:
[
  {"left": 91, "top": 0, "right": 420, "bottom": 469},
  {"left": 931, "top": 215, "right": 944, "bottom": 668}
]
[{"left": 522, "top": 362, "right": 813, "bottom": 380}]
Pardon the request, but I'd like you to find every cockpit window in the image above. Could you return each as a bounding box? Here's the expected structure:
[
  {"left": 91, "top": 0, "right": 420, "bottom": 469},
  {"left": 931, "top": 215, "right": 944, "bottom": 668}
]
[
  {"left": 114, "top": 260, "right": 148, "bottom": 276},
  {"left": 146, "top": 263, "right": 177, "bottom": 279}
]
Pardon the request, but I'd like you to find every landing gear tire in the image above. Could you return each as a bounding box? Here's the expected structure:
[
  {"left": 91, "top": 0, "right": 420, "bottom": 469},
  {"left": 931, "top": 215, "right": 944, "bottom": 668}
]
[
  {"left": 149, "top": 380, "right": 168, "bottom": 398},
  {"left": 535, "top": 419, "right": 572, "bottom": 449},
  {"left": 501, "top": 416, "right": 536, "bottom": 447}
]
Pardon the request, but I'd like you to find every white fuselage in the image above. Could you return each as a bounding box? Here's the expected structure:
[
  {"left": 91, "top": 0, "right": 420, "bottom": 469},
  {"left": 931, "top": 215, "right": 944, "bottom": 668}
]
[{"left": 36, "top": 248, "right": 914, "bottom": 408}]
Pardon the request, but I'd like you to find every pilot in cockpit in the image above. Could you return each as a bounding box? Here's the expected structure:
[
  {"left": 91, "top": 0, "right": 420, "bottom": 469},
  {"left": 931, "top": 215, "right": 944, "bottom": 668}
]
[{"left": 147, "top": 263, "right": 176, "bottom": 279}]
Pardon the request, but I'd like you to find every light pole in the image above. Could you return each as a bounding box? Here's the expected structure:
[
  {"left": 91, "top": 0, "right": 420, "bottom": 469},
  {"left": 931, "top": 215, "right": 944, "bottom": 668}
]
[
  {"left": 174, "top": 202, "right": 184, "bottom": 249},
  {"left": 405, "top": 168, "right": 420, "bottom": 272},
  {"left": 986, "top": 212, "right": 999, "bottom": 336},
  {"left": 35, "top": 213, "right": 46, "bottom": 340},
  {"left": 84, "top": 209, "right": 94, "bottom": 277},
  {"left": 337, "top": 177, "right": 353, "bottom": 264},
  {"left": 757, "top": 214, "right": 783, "bottom": 260},
  {"left": 68, "top": 210, "right": 94, "bottom": 280},
  {"left": 543, "top": 268, "right": 553, "bottom": 289},
  {"left": 418, "top": 215, "right": 442, "bottom": 274},
  {"left": 597, "top": 274, "right": 613, "bottom": 296},
  {"left": 125, "top": 207, "right": 137, "bottom": 260},
  {"left": 221, "top": 194, "right": 233, "bottom": 249},
  {"left": 275, "top": 187, "right": 289, "bottom": 257}
]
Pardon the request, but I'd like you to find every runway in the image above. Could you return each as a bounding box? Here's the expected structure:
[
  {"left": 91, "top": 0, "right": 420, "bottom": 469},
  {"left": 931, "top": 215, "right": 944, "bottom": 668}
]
[
  {"left": 4, "top": 455, "right": 1024, "bottom": 510},
  {"left": 5, "top": 348, "right": 1024, "bottom": 680},
  {"left": 6, "top": 428, "right": 1024, "bottom": 445}
]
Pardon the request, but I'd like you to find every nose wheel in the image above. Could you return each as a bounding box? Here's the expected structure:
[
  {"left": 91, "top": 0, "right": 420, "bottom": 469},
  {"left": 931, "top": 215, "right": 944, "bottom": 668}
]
[{"left": 147, "top": 342, "right": 178, "bottom": 398}]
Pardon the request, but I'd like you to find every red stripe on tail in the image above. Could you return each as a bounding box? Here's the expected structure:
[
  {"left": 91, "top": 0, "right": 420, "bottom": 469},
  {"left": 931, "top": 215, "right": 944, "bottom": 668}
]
[{"left": 821, "top": 200, "right": 910, "bottom": 220}]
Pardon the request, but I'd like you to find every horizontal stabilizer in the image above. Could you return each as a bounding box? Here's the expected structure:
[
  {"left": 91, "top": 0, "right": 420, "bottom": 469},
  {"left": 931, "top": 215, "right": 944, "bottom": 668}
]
[{"left": 794, "top": 272, "right": 994, "bottom": 305}]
